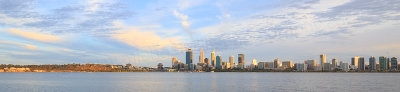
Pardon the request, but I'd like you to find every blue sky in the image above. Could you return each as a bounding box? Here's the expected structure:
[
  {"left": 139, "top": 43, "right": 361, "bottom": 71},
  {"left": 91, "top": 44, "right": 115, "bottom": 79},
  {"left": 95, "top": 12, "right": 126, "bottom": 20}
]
[{"left": 0, "top": 0, "right": 399, "bottom": 67}]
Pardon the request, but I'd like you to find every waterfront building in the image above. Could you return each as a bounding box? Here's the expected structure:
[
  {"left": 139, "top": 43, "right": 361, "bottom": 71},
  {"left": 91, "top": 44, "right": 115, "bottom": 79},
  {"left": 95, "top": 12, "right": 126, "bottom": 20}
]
[
  {"left": 211, "top": 50, "right": 216, "bottom": 67},
  {"left": 229, "top": 56, "right": 234, "bottom": 68},
  {"left": 339, "top": 62, "right": 349, "bottom": 71},
  {"left": 216, "top": 55, "right": 222, "bottom": 69},
  {"left": 304, "top": 59, "right": 316, "bottom": 70},
  {"left": 250, "top": 59, "right": 258, "bottom": 69},
  {"left": 320, "top": 54, "right": 326, "bottom": 71},
  {"left": 324, "top": 63, "right": 331, "bottom": 71},
  {"left": 332, "top": 58, "right": 338, "bottom": 70},
  {"left": 351, "top": 57, "right": 359, "bottom": 70},
  {"left": 265, "top": 62, "right": 274, "bottom": 69},
  {"left": 258, "top": 62, "right": 265, "bottom": 69},
  {"left": 387, "top": 58, "right": 391, "bottom": 70},
  {"left": 274, "top": 58, "right": 280, "bottom": 68},
  {"left": 282, "top": 61, "right": 293, "bottom": 69},
  {"left": 358, "top": 57, "right": 365, "bottom": 71},
  {"left": 204, "top": 58, "right": 209, "bottom": 66},
  {"left": 199, "top": 49, "right": 204, "bottom": 63},
  {"left": 391, "top": 57, "right": 398, "bottom": 70},
  {"left": 294, "top": 63, "right": 307, "bottom": 72},
  {"left": 369, "top": 56, "right": 376, "bottom": 71},
  {"left": 379, "top": 56, "right": 387, "bottom": 70},
  {"left": 172, "top": 57, "right": 178, "bottom": 68},
  {"left": 238, "top": 54, "right": 245, "bottom": 69},
  {"left": 186, "top": 48, "right": 193, "bottom": 70},
  {"left": 226, "top": 62, "right": 231, "bottom": 69}
]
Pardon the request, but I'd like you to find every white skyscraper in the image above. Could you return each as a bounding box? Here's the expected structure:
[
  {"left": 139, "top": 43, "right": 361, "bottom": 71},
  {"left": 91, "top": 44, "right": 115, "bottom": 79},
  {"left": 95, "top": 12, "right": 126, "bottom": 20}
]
[{"left": 199, "top": 49, "right": 204, "bottom": 63}]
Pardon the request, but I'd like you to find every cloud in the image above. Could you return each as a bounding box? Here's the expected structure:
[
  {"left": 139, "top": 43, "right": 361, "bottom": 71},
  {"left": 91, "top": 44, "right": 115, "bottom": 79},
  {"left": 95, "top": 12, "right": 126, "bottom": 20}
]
[
  {"left": 6, "top": 29, "right": 61, "bottom": 43},
  {"left": 0, "top": 40, "right": 37, "bottom": 50},
  {"left": 173, "top": 10, "right": 190, "bottom": 29},
  {"left": 111, "top": 21, "right": 184, "bottom": 51}
]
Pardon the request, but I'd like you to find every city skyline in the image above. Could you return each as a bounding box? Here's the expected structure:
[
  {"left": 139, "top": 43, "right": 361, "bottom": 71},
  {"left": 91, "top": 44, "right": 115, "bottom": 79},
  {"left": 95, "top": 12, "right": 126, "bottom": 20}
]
[{"left": 0, "top": 0, "right": 400, "bottom": 67}]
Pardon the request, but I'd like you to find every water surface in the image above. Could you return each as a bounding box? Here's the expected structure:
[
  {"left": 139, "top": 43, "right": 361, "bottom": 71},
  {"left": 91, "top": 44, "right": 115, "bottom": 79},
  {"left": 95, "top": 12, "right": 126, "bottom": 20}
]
[{"left": 0, "top": 72, "right": 399, "bottom": 92}]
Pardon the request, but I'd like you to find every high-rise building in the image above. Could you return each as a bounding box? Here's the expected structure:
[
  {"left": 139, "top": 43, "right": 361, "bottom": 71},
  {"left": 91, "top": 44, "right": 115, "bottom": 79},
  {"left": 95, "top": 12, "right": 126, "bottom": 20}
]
[
  {"left": 391, "top": 57, "right": 398, "bottom": 70},
  {"left": 339, "top": 61, "right": 349, "bottom": 71},
  {"left": 332, "top": 58, "right": 338, "bottom": 70},
  {"left": 358, "top": 57, "right": 365, "bottom": 71},
  {"left": 229, "top": 56, "right": 235, "bottom": 68},
  {"left": 351, "top": 57, "right": 359, "bottom": 69},
  {"left": 320, "top": 54, "right": 326, "bottom": 71},
  {"left": 199, "top": 49, "right": 204, "bottom": 63},
  {"left": 186, "top": 48, "right": 193, "bottom": 70},
  {"left": 250, "top": 59, "right": 258, "bottom": 69},
  {"left": 172, "top": 57, "right": 178, "bottom": 68},
  {"left": 216, "top": 55, "right": 222, "bottom": 69},
  {"left": 282, "top": 61, "right": 293, "bottom": 69},
  {"left": 304, "top": 59, "right": 316, "bottom": 70},
  {"left": 211, "top": 50, "right": 216, "bottom": 67},
  {"left": 387, "top": 58, "right": 391, "bottom": 70},
  {"left": 274, "top": 58, "right": 280, "bottom": 68},
  {"left": 204, "top": 58, "right": 209, "bottom": 66},
  {"left": 294, "top": 63, "right": 307, "bottom": 72},
  {"left": 238, "top": 54, "right": 245, "bottom": 69},
  {"left": 369, "top": 56, "right": 376, "bottom": 71},
  {"left": 324, "top": 63, "right": 331, "bottom": 71},
  {"left": 379, "top": 56, "right": 387, "bottom": 70}
]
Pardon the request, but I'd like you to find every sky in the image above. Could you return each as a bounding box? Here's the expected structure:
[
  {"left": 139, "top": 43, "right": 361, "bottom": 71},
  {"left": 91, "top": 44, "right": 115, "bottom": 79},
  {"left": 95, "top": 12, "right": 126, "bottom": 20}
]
[{"left": 0, "top": 0, "right": 399, "bottom": 67}]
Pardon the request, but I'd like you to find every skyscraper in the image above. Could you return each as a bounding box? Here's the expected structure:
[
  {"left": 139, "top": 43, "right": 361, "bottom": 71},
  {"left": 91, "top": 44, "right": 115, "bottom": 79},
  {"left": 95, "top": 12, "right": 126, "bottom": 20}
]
[
  {"left": 250, "top": 59, "right": 257, "bottom": 69},
  {"left": 391, "top": 57, "right": 398, "bottom": 70},
  {"left": 186, "top": 48, "right": 193, "bottom": 70},
  {"left": 172, "top": 57, "right": 178, "bottom": 68},
  {"left": 369, "top": 56, "right": 376, "bottom": 71},
  {"left": 358, "top": 57, "right": 365, "bottom": 71},
  {"left": 238, "top": 54, "right": 245, "bottom": 69},
  {"left": 204, "top": 58, "right": 209, "bottom": 66},
  {"left": 211, "top": 50, "right": 216, "bottom": 67},
  {"left": 199, "top": 49, "right": 204, "bottom": 63},
  {"left": 229, "top": 56, "right": 234, "bottom": 68},
  {"left": 320, "top": 54, "right": 326, "bottom": 71},
  {"left": 351, "top": 57, "right": 359, "bottom": 69},
  {"left": 216, "top": 55, "right": 222, "bottom": 69},
  {"left": 332, "top": 58, "right": 338, "bottom": 70},
  {"left": 274, "top": 58, "right": 280, "bottom": 68},
  {"left": 387, "top": 58, "right": 391, "bottom": 70},
  {"left": 379, "top": 56, "right": 387, "bottom": 70}
]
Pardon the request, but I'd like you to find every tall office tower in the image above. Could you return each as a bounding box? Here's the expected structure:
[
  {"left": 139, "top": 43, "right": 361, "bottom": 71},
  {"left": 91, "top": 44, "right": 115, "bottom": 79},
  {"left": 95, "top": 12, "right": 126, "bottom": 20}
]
[
  {"left": 387, "top": 58, "right": 391, "bottom": 70},
  {"left": 186, "top": 48, "right": 193, "bottom": 70},
  {"left": 229, "top": 56, "right": 234, "bottom": 68},
  {"left": 358, "top": 57, "right": 365, "bottom": 71},
  {"left": 204, "top": 58, "right": 209, "bottom": 66},
  {"left": 274, "top": 58, "right": 280, "bottom": 68},
  {"left": 379, "top": 56, "right": 387, "bottom": 70},
  {"left": 238, "top": 54, "right": 245, "bottom": 69},
  {"left": 332, "top": 58, "right": 338, "bottom": 69},
  {"left": 216, "top": 55, "right": 222, "bottom": 69},
  {"left": 320, "top": 54, "right": 326, "bottom": 71},
  {"left": 199, "top": 49, "right": 204, "bottom": 63},
  {"left": 351, "top": 57, "right": 359, "bottom": 69},
  {"left": 250, "top": 59, "right": 258, "bottom": 69},
  {"left": 391, "top": 57, "right": 398, "bottom": 70},
  {"left": 211, "top": 50, "right": 216, "bottom": 67},
  {"left": 369, "top": 56, "right": 376, "bottom": 71},
  {"left": 172, "top": 57, "right": 178, "bottom": 68}
]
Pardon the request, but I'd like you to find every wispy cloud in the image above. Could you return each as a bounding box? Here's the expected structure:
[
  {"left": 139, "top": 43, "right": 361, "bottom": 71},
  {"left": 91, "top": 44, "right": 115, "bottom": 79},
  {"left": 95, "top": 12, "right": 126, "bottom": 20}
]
[
  {"left": 0, "top": 40, "right": 37, "bottom": 50},
  {"left": 111, "top": 21, "right": 184, "bottom": 51},
  {"left": 173, "top": 10, "right": 190, "bottom": 29},
  {"left": 6, "top": 29, "right": 61, "bottom": 43}
]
